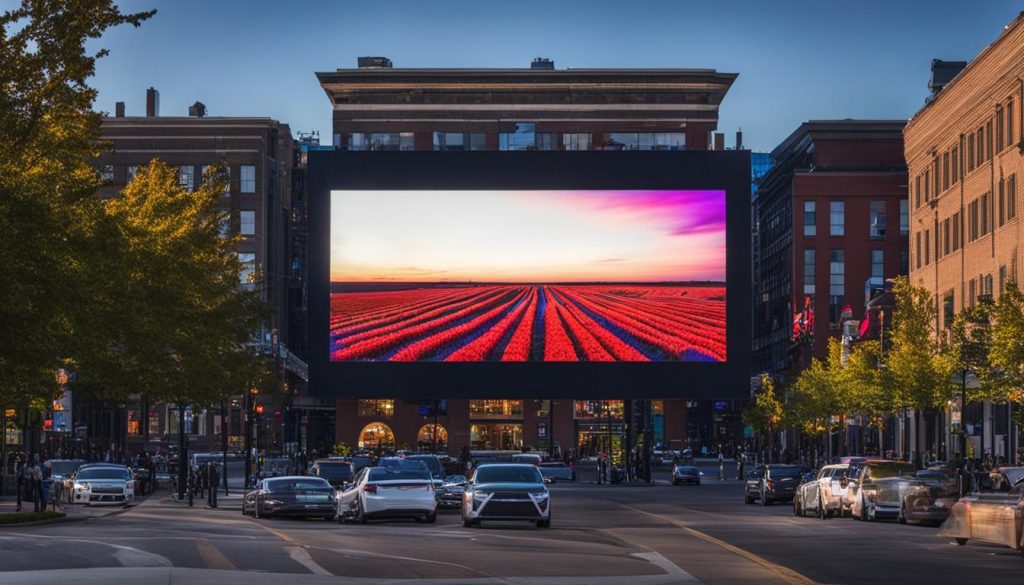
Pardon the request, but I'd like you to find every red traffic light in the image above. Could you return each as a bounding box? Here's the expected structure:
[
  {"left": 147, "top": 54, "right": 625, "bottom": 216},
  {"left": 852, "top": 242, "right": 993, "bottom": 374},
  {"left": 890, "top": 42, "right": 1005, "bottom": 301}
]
[{"left": 255, "top": 404, "right": 264, "bottom": 414}]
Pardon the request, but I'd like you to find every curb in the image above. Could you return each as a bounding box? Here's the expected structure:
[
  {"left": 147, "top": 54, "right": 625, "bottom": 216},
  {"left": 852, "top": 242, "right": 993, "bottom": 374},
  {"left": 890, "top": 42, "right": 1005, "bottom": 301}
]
[{"left": 0, "top": 513, "right": 83, "bottom": 528}]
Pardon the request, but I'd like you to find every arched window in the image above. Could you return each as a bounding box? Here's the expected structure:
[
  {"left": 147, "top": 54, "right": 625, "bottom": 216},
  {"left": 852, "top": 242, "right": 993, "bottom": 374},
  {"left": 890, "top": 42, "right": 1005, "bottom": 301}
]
[
  {"left": 417, "top": 424, "right": 448, "bottom": 451},
  {"left": 358, "top": 422, "right": 395, "bottom": 450}
]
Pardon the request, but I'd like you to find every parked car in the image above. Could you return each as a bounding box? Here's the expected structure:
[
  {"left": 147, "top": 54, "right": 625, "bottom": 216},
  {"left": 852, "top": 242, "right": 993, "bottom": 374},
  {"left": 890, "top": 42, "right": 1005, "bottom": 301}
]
[
  {"left": 896, "top": 470, "right": 960, "bottom": 525},
  {"left": 671, "top": 465, "right": 702, "bottom": 485},
  {"left": 794, "top": 464, "right": 850, "bottom": 519},
  {"left": 939, "top": 480, "right": 1024, "bottom": 554},
  {"left": 242, "top": 476, "right": 336, "bottom": 519},
  {"left": 69, "top": 464, "right": 135, "bottom": 506},
  {"left": 538, "top": 461, "right": 575, "bottom": 483},
  {"left": 309, "top": 459, "right": 355, "bottom": 490},
  {"left": 990, "top": 467, "right": 1024, "bottom": 492},
  {"left": 462, "top": 463, "right": 550, "bottom": 528},
  {"left": 438, "top": 475, "right": 468, "bottom": 509},
  {"left": 337, "top": 466, "right": 437, "bottom": 524},
  {"left": 745, "top": 465, "right": 805, "bottom": 505},
  {"left": 512, "top": 453, "right": 543, "bottom": 466},
  {"left": 848, "top": 459, "right": 918, "bottom": 521}
]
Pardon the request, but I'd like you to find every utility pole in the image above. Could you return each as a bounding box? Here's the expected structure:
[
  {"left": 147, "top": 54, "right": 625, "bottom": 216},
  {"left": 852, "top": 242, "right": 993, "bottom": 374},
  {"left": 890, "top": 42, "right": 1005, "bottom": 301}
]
[
  {"left": 221, "top": 401, "right": 229, "bottom": 495},
  {"left": 176, "top": 403, "right": 187, "bottom": 501},
  {"left": 548, "top": 400, "right": 555, "bottom": 459},
  {"left": 432, "top": 399, "right": 440, "bottom": 453},
  {"left": 244, "top": 390, "right": 252, "bottom": 489},
  {"left": 642, "top": 399, "right": 653, "bottom": 484},
  {"left": 141, "top": 393, "right": 149, "bottom": 455}
]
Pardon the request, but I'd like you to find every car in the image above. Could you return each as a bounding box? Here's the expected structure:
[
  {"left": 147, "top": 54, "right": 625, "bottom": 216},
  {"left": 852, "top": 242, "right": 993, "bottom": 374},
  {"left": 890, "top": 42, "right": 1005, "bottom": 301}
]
[
  {"left": 69, "top": 464, "right": 135, "bottom": 506},
  {"left": 848, "top": 459, "right": 918, "bottom": 521},
  {"left": 793, "top": 464, "right": 849, "bottom": 519},
  {"left": 242, "top": 476, "right": 336, "bottom": 520},
  {"left": 44, "top": 459, "right": 86, "bottom": 504},
  {"left": 337, "top": 466, "right": 437, "bottom": 524},
  {"left": 262, "top": 457, "right": 292, "bottom": 478},
  {"left": 745, "top": 464, "right": 805, "bottom": 505},
  {"left": 512, "top": 453, "right": 543, "bottom": 466},
  {"left": 671, "top": 465, "right": 701, "bottom": 485},
  {"left": 939, "top": 480, "right": 1024, "bottom": 554},
  {"left": 462, "top": 463, "right": 551, "bottom": 528},
  {"left": 896, "top": 469, "right": 960, "bottom": 525},
  {"left": 309, "top": 459, "right": 355, "bottom": 490},
  {"left": 405, "top": 454, "right": 448, "bottom": 494},
  {"left": 538, "top": 461, "right": 575, "bottom": 483},
  {"left": 438, "top": 474, "right": 468, "bottom": 509}
]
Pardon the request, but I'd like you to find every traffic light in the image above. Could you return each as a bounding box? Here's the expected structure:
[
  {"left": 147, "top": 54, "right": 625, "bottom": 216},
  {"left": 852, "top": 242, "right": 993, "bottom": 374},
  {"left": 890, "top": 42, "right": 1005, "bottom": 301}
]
[{"left": 255, "top": 404, "right": 264, "bottom": 415}]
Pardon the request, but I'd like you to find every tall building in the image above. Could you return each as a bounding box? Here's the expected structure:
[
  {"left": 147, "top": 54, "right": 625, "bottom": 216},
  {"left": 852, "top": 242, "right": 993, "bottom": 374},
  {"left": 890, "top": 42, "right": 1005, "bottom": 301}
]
[
  {"left": 905, "top": 12, "right": 1024, "bottom": 460},
  {"left": 753, "top": 120, "right": 908, "bottom": 376},
  {"left": 84, "top": 89, "right": 305, "bottom": 453},
  {"left": 316, "top": 57, "right": 739, "bottom": 456}
]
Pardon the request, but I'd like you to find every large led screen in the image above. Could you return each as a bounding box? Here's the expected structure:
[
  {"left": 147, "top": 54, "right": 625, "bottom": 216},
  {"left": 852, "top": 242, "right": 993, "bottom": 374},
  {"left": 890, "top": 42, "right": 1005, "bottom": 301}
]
[{"left": 329, "top": 190, "right": 726, "bottom": 363}]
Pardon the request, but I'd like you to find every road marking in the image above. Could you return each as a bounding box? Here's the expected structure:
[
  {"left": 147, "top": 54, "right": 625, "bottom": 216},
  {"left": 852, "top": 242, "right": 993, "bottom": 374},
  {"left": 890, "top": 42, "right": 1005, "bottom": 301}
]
[
  {"left": 622, "top": 505, "right": 818, "bottom": 585},
  {"left": 629, "top": 551, "right": 702, "bottom": 583},
  {"left": 287, "top": 546, "right": 332, "bottom": 576},
  {"left": 3, "top": 532, "right": 172, "bottom": 568},
  {"left": 196, "top": 538, "right": 237, "bottom": 571}
]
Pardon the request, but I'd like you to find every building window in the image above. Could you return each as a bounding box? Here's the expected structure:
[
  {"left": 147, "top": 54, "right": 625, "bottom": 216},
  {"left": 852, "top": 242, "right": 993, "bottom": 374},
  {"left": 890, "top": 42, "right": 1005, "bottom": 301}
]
[
  {"left": 499, "top": 123, "right": 536, "bottom": 151},
  {"left": 218, "top": 211, "right": 230, "bottom": 238},
  {"left": 535, "top": 133, "right": 557, "bottom": 151},
  {"left": 900, "top": 199, "right": 909, "bottom": 235},
  {"left": 924, "top": 170, "right": 931, "bottom": 202},
  {"left": 997, "top": 106, "right": 1005, "bottom": 151},
  {"left": 221, "top": 166, "right": 231, "bottom": 195},
  {"left": 1009, "top": 99, "right": 1015, "bottom": 147},
  {"left": 968, "top": 134, "right": 975, "bottom": 172},
  {"left": 652, "top": 132, "right": 686, "bottom": 150},
  {"left": 914, "top": 176, "right": 921, "bottom": 208},
  {"left": 969, "top": 278, "right": 976, "bottom": 307},
  {"left": 999, "top": 178, "right": 1006, "bottom": 227},
  {"left": 829, "top": 249, "right": 844, "bottom": 324},
  {"left": 803, "top": 200, "right": 816, "bottom": 236},
  {"left": 469, "top": 400, "right": 524, "bottom": 418},
  {"left": 870, "top": 249, "right": 884, "bottom": 279},
  {"left": 943, "top": 218, "right": 951, "bottom": 255},
  {"left": 349, "top": 132, "right": 413, "bottom": 151},
  {"left": 803, "top": 249, "right": 815, "bottom": 294},
  {"left": 915, "top": 232, "right": 922, "bottom": 269},
  {"left": 127, "top": 165, "right": 138, "bottom": 180},
  {"left": 900, "top": 250, "right": 908, "bottom": 275},
  {"left": 987, "top": 121, "right": 994, "bottom": 160},
  {"left": 357, "top": 399, "right": 394, "bottom": 418},
  {"left": 985, "top": 274, "right": 994, "bottom": 297},
  {"left": 952, "top": 146, "right": 959, "bottom": 183},
  {"left": 924, "top": 229, "right": 930, "bottom": 265},
  {"left": 942, "top": 152, "right": 950, "bottom": 191},
  {"left": 178, "top": 165, "right": 194, "bottom": 191},
  {"left": 562, "top": 133, "right": 591, "bottom": 151},
  {"left": 934, "top": 158, "right": 941, "bottom": 199},
  {"left": 1009, "top": 174, "right": 1017, "bottom": 221},
  {"left": 968, "top": 200, "right": 979, "bottom": 241},
  {"left": 573, "top": 400, "right": 624, "bottom": 419},
  {"left": 943, "top": 290, "right": 955, "bottom": 329},
  {"left": 240, "top": 165, "right": 255, "bottom": 193},
  {"left": 240, "top": 210, "right": 255, "bottom": 236},
  {"left": 238, "top": 253, "right": 256, "bottom": 288},
  {"left": 981, "top": 192, "right": 990, "bottom": 235},
  {"left": 977, "top": 127, "right": 985, "bottom": 166},
  {"left": 869, "top": 200, "right": 886, "bottom": 237},
  {"left": 98, "top": 164, "right": 114, "bottom": 182},
  {"left": 952, "top": 211, "right": 961, "bottom": 251},
  {"left": 829, "top": 201, "right": 844, "bottom": 236}
]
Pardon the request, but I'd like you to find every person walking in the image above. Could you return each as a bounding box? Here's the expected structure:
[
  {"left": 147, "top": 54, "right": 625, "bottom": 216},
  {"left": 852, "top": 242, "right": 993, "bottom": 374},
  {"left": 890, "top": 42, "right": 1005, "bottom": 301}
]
[
  {"left": 14, "top": 455, "right": 26, "bottom": 512},
  {"left": 31, "top": 455, "right": 44, "bottom": 513},
  {"left": 718, "top": 450, "right": 725, "bottom": 481},
  {"left": 207, "top": 462, "right": 219, "bottom": 508}
]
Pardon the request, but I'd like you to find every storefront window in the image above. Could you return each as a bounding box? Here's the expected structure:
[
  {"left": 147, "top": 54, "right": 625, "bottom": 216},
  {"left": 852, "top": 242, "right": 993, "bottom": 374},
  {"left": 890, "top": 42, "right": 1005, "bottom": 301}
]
[
  {"left": 358, "top": 399, "right": 394, "bottom": 418},
  {"left": 417, "top": 424, "right": 447, "bottom": 450},
  {"left": 127, "top": 410, "right": 140, "bottom": 435},
  {"left": 469, "top": 400, "right": 523, "bottom": 418},
  {"left": 573, "top": 400, "right": 624, "bottom": 419},
  {"left": 470, "top": 423, "right": 522, "bottom": 450},
  {"left": 358, "top": 422, "right": 395, "bottom": 449}
]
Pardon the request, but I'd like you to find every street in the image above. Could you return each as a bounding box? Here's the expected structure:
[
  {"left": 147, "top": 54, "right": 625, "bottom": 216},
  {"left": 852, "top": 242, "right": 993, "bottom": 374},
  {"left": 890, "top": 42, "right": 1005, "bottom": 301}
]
[{"left": 1, "top": 463, "right": 1021, "bottom": 585}]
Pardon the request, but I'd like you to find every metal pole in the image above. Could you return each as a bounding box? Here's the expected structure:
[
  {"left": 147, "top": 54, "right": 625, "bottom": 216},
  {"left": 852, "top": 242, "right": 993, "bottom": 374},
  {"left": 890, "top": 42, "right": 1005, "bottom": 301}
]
[
  {"left": 244, "top": 392, "right": 252, "bottom": 489},
  {"left": 606, "top": 401, "right": 613, "bottom": 478},
  {"left": 221, "top": 402, "right": 229, "bottom": 495},
  {"left": 642, "top": 399, "right": 653, "bottom": 484},
  {"left": 549, "top": 400, "right": 555, "bottom": 459},
  {"left": 141, "top": 394, "right": 149, "bottom": 456},
  {"left": 1, "top": 405, "right": 6, "bottom": 495},
  {"left": 961, "top": 370, "right": 968, "bottom": 460},
  {"left": 432, "top": 399, "right": 439, "bottom": 453},
  {"left": 177, "top": 404, "right": 187, "bottom": 501}
]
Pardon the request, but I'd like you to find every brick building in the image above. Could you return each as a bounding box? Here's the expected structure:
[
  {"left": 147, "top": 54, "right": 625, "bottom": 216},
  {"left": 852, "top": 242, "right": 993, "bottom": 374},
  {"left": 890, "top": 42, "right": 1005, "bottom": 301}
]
[
  {"left": 905, "top": 12, "right": 1024, "bottom": 460},
  {"left": 753, "top": 120, "right": 908, "bottom": 376},
  {"left": 80, "top": 89, "right": 307, "bottom": 454},
  {"left": 315, "top": 57, "right": 739, "bottom": 458}
]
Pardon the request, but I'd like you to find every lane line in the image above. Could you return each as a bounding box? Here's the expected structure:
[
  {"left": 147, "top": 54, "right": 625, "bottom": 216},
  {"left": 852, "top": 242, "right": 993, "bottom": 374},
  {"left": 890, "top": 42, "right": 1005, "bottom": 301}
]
[
  {"left": 196, "top": 537, "right": 237, "bottom": 571},
  {"left": 621, "top": 505, "right": 818, "bottom": 585},
  {"left": 287, "top": 546, "right": 332, "bottom": 576},
  {"left": 629, "top": 552, "right": 702, "bottom": 583}
]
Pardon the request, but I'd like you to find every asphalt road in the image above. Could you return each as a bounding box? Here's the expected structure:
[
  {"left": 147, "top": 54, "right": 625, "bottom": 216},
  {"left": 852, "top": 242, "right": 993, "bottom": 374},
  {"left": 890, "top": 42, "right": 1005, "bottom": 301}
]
[{"left": 1, "top": 465, "right": 1021, "bottom": 585}]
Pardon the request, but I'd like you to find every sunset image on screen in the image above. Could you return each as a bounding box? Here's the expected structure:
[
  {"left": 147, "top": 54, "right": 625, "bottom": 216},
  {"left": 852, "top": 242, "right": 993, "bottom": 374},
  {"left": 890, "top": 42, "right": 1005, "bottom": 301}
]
[{"left": 329, "top": 190, "right": 726, "bottom": 362}]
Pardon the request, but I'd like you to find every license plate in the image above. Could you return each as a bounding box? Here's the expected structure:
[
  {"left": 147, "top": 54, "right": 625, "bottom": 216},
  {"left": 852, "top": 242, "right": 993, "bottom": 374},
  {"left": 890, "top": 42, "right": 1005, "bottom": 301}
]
[
  {"left": 297, "top": 495, "right": 331, "bottom": 502},
  {"left": 304, "top": 504, "right": 318, "bottom": 509}
]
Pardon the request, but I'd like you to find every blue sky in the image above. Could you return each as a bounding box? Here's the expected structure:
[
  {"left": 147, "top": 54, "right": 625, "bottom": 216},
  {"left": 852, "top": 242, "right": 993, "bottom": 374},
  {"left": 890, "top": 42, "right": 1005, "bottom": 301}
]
[{"left": 25, "top": 0, "right": 1021, "bottom": 151}]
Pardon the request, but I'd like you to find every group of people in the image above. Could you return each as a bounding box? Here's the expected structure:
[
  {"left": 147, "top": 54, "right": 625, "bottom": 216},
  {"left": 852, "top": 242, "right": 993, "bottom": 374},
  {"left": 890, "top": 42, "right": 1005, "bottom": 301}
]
[
  {"left": 13, "top": 454, "right": 47, "bottom": 512},
  {"left": 184, "top": 460, "right": 220, "bottom": 508}
]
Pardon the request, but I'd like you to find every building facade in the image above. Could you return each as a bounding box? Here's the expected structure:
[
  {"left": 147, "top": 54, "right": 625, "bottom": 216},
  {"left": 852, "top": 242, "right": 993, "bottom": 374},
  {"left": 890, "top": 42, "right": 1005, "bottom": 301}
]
[
  {"left": 74, "top": 89, "right": 305, "bottom": 455},
  {"left": 316, "top": 58, "right": 738, "bottom": 458},
  {"left": 905, "top": 13, "right": 1024, "bottom": 460},
  {"left": 753, "top": 120, "right": 908, "bottom": 376}
]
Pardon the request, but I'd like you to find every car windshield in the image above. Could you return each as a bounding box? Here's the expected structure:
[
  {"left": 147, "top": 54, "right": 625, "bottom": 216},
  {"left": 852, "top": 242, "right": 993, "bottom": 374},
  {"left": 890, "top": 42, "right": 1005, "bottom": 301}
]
[
  {"left": 316, "top": 463, "right": 353, "bottom": 480},
  {"left": 267, "top": 478, "right": 332, "bottom": 492},
  {"left": 47, "top": 461, "right": 82, "bottom": 476},
  {"left": 474, "top": 465, "right": 544, "bottom": 484},
  {"left": 675, "top": 466, "right": 698, "bottom": 473},
  {"left": 866, "top": 463, "right": 916, "bottom": 480},
  {"left": 407, "top": 456, "right": 443, "bottom": 476},
  {"left": 767, "top": 466, "right": 804, "bottom": 477},
  {"left": 539, "top": 462, "right": 567, "bottom": 468},
  {"left": 266, "top": 458, "right": 290, "bottom": 471},
  {"left": 368, "top": 468, "right": 430, "bottom": 481},
  {"left": 445, "top": 475, "right": 467, "bottom": 484},
  {"left": 77, "top": 467, "right": 129, "bottom": 480}
]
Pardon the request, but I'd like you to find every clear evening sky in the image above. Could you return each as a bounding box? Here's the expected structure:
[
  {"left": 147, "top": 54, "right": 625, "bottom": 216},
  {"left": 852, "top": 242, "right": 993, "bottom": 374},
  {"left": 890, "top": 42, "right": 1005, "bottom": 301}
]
[
  {"left": 330, "top": 190, "right": 725, "bottom": 283},
  {"left": 26, "top": 0, "right": 1016, "bottom": 152}
]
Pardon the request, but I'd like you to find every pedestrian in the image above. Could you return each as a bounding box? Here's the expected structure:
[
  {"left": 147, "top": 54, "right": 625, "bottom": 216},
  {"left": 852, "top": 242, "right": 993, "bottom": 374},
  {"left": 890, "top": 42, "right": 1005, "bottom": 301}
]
[
  {"left": 14, "top": 455, "right": 26, "bottom": 512},
  {"left": 718, "top": 450, "right": 724, "bottom": 481},
  {"left": 208, "top": 462, "right": 219, "bottom": 508},
  {"left": 31, "top": 455, "right": 44, "bottom": 513}
]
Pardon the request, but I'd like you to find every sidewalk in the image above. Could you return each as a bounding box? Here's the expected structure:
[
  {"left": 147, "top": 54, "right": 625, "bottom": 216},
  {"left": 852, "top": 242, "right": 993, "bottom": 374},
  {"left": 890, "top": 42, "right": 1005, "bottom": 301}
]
[{"left": 0, "top": 495, "right": 136, "bottom": 522}]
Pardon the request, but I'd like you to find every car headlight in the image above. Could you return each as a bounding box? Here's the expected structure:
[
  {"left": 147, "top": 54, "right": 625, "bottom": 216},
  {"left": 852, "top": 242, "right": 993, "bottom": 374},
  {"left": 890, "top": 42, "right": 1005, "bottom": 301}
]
[
  {"left": 533, "top": 492, "right": 549, "bottom": 500},
  {"left": 264, "top": 499, "right": 284, "bottom": 506},
  {"left": 74, "top": 483, "right": 89, "bottom": 490},
  {"left": 473, "top": 491, "right": 489, "bottom": 500}
]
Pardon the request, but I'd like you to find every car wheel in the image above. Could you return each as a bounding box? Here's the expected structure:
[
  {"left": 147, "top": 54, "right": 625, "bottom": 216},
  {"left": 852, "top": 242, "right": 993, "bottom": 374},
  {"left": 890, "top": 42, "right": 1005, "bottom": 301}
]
[
  {"left": 860, "top": 498, "right": 870, "bottom": 522},
  {"left": 425, "top": 511, "right": 437, "bottom": 524},
  {"left": 355, "top": 498, "right": 367, "bottom": 525},
  {"left": 537, "top": 518, "right": 551, "bottom": 528},
  {"left": 792, "top": 495, "right": 801, "bottom": 516},
  {"left": 817, "top": 495, "right": 826, "bottom": 520},
  {"left": 462, "top": 517, "right": 478, "bottom": 528},
  {"left": 955, "top": 538, "right": 968, "bottom": 546},
  {"left": 760, "top": 487, "right": 769, "bottom": 506},
  {"left": 744, "top": 492, "right": 754, "bottom": 504}
]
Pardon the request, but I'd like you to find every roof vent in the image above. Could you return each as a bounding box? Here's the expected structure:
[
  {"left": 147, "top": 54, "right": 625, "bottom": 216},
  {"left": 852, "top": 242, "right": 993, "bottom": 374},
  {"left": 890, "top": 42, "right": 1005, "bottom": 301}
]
[
  {"left": 188, "top": 101, "right": 207, "bottom": 117},
  {"left": 928, "top": 59, "right": 967, "bottom": 97},
  {"left": 531, "top": 57, "right": 554, "bottom": 70},
  {"left": 115, "top": 101, "right": 125, "bottom": 117},
  {"left": 357, "top": 56, "right": 393, "bottom": 69}
]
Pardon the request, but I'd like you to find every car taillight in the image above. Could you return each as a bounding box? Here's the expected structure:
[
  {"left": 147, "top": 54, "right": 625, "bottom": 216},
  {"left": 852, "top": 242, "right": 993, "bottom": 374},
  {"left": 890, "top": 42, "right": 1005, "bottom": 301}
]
[{"left": 364, "top": 485, "right": 377, "bottom": 493}]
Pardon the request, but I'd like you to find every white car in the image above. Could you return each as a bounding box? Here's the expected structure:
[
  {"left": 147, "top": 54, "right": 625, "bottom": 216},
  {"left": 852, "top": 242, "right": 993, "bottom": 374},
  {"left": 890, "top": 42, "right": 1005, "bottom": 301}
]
[
  {"left": 336, "top": 466, "right": 436, "bottom": 524},
  {"left": 70, "top": 464, "right": 135, "bottom": 506},
  {"left": 793, "top": 464, "right": 849, "bottom": 519}
]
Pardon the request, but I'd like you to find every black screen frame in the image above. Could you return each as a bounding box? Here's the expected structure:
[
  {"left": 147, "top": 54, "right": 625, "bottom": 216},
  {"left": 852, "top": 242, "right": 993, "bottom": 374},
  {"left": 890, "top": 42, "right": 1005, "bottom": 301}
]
[{"left": 308, "top": 151, "right": 750, "bottom": 399}]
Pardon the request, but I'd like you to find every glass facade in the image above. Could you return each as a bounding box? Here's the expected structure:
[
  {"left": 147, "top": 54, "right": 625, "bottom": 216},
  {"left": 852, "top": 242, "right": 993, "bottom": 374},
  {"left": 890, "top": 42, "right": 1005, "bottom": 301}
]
[
  {"left": 470, "top": 423, "right": 522, "bottom": 450},
  {"left": 469, "top": 400, "right": 523, "bottom": 418},
  {"left": 348, "top": 132, "right": 414, "bottom": 151},
  {"left": 499, "top": 123, "right": 537, "bottom": 151},
  {"left": 357, "top": 399, "right": 395, "bottom": 418}
]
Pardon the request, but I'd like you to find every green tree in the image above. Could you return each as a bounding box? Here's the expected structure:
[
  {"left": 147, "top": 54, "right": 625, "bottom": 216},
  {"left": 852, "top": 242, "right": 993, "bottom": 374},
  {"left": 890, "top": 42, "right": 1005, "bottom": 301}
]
[
  {"left": 886, "top": 277, "right": 956, "bottom": 412},
  {"left": 744, "top": 373, "right": 784, "bottom": 460},
  {"left": 0, "top": 1, "right": 153, "bottom": 408},
  {"left": 988, "top": 281, "right": 1024, "bottom": 421}
]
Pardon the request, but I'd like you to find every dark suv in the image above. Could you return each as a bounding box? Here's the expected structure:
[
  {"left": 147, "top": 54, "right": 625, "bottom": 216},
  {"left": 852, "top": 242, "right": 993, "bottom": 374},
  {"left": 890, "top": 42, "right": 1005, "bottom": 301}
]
[
  {"left": 308, "top": 459, "right": 355, "bottom": 489},
  {"left": 745, "top": 464, "right": 806, "bottom": 505}
]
